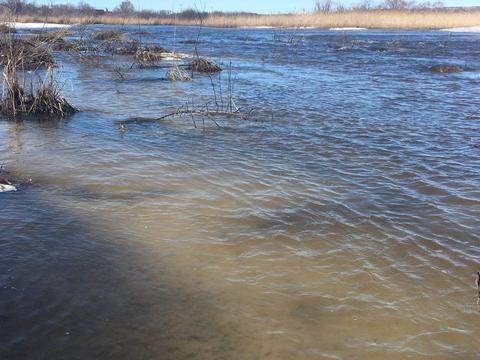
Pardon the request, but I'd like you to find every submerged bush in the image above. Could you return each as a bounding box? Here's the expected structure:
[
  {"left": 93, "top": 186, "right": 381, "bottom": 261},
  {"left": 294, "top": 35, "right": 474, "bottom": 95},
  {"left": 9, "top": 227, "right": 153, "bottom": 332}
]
[
  {"left": 0, "top": 62, "right": 76, "bottom": 118},
  {"left": 103, "top": 39, "right": 139, "bottom": 55},
  {"left": 33, "top": 30, "right": 77, "bottom": 51},
  {"left": 93, "top": 29, "right": 125, "bottom": 41},
  {"left": 429, "top": 64, "right": 463, "bottom": 73},
  {"left": 188, "top": 58, "right": 222, "bottom": 73},
  {"left": 134, "top": 44, "right": 166, "bottom": 62},
  {"left": 167, "top": 63, "right": 191, "bottom": 81},
  {"left": 0, "top": 30, "right": 75, "bottom": 118},
  {"left": 0, "top": 38, "right": 54, "bottom": 69}
]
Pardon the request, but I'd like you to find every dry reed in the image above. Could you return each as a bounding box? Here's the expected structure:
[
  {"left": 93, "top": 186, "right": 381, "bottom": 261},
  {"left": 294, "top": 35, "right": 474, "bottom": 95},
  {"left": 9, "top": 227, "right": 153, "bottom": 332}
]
[
  {"left": 167, "top": 62, "right": 191, "bottom": 81},
  {"left": 9, "top": 10, "right": 480, "bottom": 29}
]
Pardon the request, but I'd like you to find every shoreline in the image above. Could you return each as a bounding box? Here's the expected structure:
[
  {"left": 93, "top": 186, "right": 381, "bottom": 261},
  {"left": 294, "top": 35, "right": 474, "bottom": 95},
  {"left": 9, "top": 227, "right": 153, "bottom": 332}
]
[
  {"left": 4, "top": 9, "right": 480, "bottom": 30},
  {"left": 8, "top": 22, "right": 480, "bottom": 33}
]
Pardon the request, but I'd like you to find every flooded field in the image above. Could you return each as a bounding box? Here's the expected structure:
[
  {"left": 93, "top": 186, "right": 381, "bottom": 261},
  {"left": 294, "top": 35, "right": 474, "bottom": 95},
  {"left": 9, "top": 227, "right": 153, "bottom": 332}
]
[{"left": 1, "top": 26, "right": 480, "bottom": 359}]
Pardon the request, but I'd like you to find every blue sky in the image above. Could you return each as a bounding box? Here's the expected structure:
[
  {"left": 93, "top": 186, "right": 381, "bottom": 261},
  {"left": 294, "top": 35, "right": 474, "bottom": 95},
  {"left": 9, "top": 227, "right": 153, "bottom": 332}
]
[{"left": 40, "top": 1, "right": 480, "bottom": 13}]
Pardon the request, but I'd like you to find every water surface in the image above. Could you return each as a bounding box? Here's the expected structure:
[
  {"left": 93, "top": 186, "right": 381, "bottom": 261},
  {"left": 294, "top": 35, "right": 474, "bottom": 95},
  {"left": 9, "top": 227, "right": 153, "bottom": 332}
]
[{"left": 1, "top": 26, "right": 480, "bottom": 359}]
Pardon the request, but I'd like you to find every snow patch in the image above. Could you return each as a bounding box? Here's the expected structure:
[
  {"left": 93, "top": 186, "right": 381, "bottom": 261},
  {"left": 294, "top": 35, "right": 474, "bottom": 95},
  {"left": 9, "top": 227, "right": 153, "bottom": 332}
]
[
  {"left": 330, "top": 27, "right": 367, "bottom": 31},
  {"left": 240, "top": 26, "right": 274, "bottom": 29},
  {"left": 9, "top": 22, "right": 72, "bottom": 30},
  {"left": 440, "top": 26, "right": 480, "bottom": 33},
  {"left": 0, "top": 184, "right": 17, "bottom": 193}
]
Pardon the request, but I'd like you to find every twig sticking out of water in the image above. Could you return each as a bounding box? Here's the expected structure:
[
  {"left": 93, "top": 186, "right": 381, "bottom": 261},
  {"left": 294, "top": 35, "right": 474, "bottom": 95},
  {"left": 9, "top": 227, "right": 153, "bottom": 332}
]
[
  {"left": 120, "top": 62, "right": 252, "bottom": 130},
  {"left": 112, "top": 66, "right": 126, "bottom": 80}
]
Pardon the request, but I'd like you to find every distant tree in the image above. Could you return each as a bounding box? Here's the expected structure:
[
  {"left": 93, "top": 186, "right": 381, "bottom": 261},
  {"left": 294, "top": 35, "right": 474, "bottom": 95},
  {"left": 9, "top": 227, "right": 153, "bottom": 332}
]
[
  {"left": 1, "top": 0, "right": 27, "bottom": 14},
  {"left": 115, "top": 0, "right": 135, "bottom": 17},
  {"left": 314, "top": 0, "right": 333, "bottom": 13},
  {"left": 383, "top": 0, "right": 415, "bottom": 9},
  {"left": 335, "top": 2, "right": 348, "bottom": 12},
  {"left": 78, "top": 1, "right": 95, "bottom": 14},
  {"left": 352, "top": 0, "right": 374, "bottom": 10},
  {"left": 431, "top": 1, "right": 444, "bottom": 7},
  {"left": 415, "top": 1, "right": 444, "bottom": 9}
]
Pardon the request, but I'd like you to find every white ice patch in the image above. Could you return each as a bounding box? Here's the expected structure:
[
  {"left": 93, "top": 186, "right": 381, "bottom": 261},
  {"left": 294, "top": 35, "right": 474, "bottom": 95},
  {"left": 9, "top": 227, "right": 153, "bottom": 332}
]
[
  {"left": 0, "top": 184, "right": 17, "bottom": 193},
  {"left": 330, "top": 27, "right": 367, "bottom": 31},
  {"left": 9, "top": 22, "right": 72, "bottom": 30},
  {"left": 240, "top": 26, "right": 274, "bottom": 29},
  {"left": 161, "top": 52, "right": 190, "bottom": 61},
  {"left": 440, "top": 26, "right": 480, "bottom": 33}
]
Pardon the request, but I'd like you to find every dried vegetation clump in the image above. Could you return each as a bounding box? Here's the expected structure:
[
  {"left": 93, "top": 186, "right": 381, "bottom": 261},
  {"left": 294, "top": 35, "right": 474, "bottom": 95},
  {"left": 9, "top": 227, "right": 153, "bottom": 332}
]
[
  {"left": 93, "top": 29, "right": 125, "bottom": 41},
  {"left": 0, "top": 38, "right": 54, "bottom": 69},
  {"left": 188, "top": 58, "right": 222, "bottom": 73},
  {"left": 167, "top": 63, "right": 191, "bottom": 81},
  {"left": 134, "top": 44, "right": 166, "bottom": 62},
  {"left": 429, "top": 64, "right": 463, "bottom": 73},
  {"left": 103, "top": 39, "right": 139, "bottom": 55},
  {"left": 34, "top": 29, "right": 78, "bottom": 51},
  {"left": 0, "top": 65, "right": 76, "bottom": 117},
  {"left": 0, "top": 24, "right": 14, "bottom": 33},
  {"left": 0, "top": 29, "right": 76, "bottom": 118}
]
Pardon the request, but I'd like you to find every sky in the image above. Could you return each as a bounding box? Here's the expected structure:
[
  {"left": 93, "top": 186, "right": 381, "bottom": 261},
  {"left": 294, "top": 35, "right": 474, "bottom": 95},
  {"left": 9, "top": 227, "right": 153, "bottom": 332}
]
[{"left": 38, "top": 1, "right": 480, "bottom": 14}]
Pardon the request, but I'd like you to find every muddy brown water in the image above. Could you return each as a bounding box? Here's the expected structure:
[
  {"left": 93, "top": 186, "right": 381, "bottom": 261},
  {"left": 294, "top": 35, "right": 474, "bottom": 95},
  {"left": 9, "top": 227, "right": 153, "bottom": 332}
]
[{"left": 1, "top": 26, "right": 480, "bottom": 359}]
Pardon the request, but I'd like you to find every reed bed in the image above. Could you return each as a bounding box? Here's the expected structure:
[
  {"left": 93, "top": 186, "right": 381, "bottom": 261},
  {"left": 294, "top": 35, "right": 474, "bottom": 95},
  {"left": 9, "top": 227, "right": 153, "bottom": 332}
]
[{"left": 10, "top": 10, "right": 480, "bottom": 29}]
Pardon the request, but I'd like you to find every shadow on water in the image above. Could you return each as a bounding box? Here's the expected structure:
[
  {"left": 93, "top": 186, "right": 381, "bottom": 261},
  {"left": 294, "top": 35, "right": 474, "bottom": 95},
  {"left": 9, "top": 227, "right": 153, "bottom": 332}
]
[{"left": 0, "top": 189, "right": 246, "bottom": 360}]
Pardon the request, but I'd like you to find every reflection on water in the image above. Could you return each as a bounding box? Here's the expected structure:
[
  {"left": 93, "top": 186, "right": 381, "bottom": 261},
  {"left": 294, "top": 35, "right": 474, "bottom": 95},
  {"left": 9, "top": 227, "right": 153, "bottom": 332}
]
[{"left": 1, "top": 26, "right": 480, "bottom": 359}]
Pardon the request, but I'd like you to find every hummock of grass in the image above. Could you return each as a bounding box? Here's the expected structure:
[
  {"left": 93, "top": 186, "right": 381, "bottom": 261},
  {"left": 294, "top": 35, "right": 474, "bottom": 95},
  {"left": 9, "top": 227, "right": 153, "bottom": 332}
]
[
  {"left": 0, "top": 38, "right": 54, "bottom": 69},
  {"left": 0, "top": 66, "right": 77, "bottom": 118},
  {"left": 188, "top": 58, "right": 222, "bottom": 73},
  {"left": 9, "top": 9, "right": 480, "bottom": 29},
  {"left": 93, "top": 29, "right": 125, "bottom": 41},
  {"left": 134, "top": 45, "right": 166, "bottom": 63}
]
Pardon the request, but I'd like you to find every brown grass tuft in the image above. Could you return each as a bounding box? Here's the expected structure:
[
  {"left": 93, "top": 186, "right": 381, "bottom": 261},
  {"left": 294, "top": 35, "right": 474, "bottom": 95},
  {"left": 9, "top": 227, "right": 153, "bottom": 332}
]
[
  {"left": 0, "top": 38, "right": 54, "bottom": 69},
  {"left": 134, "top": 44, "right": 166, "bottom": 63},
  {"left": 93, "top": 29, "right": 125, "bottom": 41},
  {"left": 167, "top": 63, "right": 191, "bottom": 81},
  {"left": 189, "top": 58, "right": 222, "bottom": 73}
]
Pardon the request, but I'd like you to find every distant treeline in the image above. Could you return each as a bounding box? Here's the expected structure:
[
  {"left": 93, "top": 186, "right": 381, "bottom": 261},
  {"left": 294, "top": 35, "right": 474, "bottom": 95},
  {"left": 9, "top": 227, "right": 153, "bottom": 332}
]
[
  {"left": 1, "top": 0, "right": 479, "bottom": 29},
  {"left": 0, "top": 0, "right": 258, "bottom": 20},
  {"left": 314, "top": 0, "right": 448, "bottom": 12},
  {"left": 0, "top": 0, "right": 477, "bottom": 21}
]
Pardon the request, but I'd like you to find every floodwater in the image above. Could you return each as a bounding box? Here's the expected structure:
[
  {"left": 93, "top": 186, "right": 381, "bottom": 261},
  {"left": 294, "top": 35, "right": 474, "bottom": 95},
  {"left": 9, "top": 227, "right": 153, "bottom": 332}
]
[{"left": 1, "top": 26, "right": 480, "bottom": 359}]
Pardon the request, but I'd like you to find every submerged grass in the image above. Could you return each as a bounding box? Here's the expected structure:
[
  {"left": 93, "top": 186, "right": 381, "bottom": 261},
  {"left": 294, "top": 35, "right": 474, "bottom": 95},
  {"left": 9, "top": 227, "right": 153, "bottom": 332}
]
[
  {"left": 0, "top": 29, "right": 76, "bottom": 118},
  {"left": 134, "top": 45, "right": 166, "bottom": 63},
  {"left": 9, "top": 10, "right": 480, "bottom": 29},
  {"left": 0, "top": 64, "right": 77, "bottom": 117},
  {"left": 189, "top": 58, "right": 222, "bottom": 73},
  {"left": 93, "top": 29, "right": 125, "bottom": 41}
]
